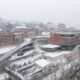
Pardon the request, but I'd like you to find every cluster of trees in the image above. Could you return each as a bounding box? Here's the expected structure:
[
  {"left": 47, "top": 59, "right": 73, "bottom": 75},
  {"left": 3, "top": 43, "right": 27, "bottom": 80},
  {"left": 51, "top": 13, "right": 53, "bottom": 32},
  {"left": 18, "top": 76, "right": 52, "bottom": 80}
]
[
  {"left": 0, "top": 18, "right": 15, "bottom": 32},
  {"left": 0, "top": 17, "right": 67, "bottom": 32}
]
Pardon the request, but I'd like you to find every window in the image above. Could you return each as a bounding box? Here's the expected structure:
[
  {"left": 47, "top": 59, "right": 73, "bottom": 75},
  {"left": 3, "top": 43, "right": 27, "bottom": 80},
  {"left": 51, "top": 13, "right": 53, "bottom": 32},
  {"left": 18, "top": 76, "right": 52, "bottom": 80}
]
[{"left": 61, "top": 34, "right": 74, "bottom": 37}]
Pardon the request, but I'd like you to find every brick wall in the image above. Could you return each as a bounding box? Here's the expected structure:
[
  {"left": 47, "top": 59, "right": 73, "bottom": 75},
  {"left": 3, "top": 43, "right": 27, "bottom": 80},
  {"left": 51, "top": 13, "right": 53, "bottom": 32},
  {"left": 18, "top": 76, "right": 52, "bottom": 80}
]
[
  {"left": 50, "top": 32, "right": 80, "bottom": 45},
  {"left": 0, "top": 32, "right": 15, "bottom": 46},
  {"left": 14, "top": 28, "right": 41, "bottom": 38}
]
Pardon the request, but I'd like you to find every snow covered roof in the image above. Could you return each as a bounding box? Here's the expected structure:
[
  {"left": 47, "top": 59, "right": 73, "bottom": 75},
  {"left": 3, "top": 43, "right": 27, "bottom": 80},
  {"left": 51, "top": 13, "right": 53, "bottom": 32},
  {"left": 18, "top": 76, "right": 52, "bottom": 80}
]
[
  {"left": 14, "top": 32, "right": 23, "bottom": 35},
  {"left": 35, "top": 59, "right": 50, "bottom": 67},
  {"left": 41, "top": 44, "right": 60, "bottom": 48},
  {"left": 24, "top": 38, "right": 31, "bottom": 42},
  {"left": 32, "top": 35, "right": 50, "bottom": 39},
  {"left": 44, "top": 51, "right": 71, "bottom": 58},
  {"left": 54, "top": 32, "right": 76, "bottom": 35},
  {"left": 42, "top": 32, "right": 50, "bottom": 36},
  {"left": 16, "top": 26, "right": 28, "bottom": 29}
]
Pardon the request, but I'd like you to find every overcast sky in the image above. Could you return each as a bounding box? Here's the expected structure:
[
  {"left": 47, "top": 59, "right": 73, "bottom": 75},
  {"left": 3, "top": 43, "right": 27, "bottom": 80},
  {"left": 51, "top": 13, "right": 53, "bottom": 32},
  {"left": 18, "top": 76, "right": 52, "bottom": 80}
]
[{"left": 0, "top": 0, "right": 80, "bottom": 28}]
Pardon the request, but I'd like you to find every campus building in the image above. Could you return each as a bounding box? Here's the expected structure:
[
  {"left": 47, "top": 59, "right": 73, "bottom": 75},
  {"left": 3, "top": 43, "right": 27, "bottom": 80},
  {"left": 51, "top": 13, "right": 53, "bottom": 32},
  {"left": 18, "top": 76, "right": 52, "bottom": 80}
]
[
  {"left": 14, "top": 26, "right": 41, "bottom": 38},
  {"left": 0, "top": 32, "right": 15, "bottom": 46},
  {"left": 50, "top": 32, "right": 80, "bottom": 46}
]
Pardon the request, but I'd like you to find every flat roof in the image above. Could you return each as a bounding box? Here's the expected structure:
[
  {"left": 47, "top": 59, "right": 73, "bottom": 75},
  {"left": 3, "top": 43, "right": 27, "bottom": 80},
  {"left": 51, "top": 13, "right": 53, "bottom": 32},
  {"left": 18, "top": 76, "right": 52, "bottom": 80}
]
[
  {"left": 52, "top": 32, "right": 78, "bottom": 35},
  {"left": 35, "top": 59, "right": 50, "bottom": 67},
  {"left": 44, "top": 51, "right": 71, "bottom": 58},
  {"left": 42, "top": 32, "right": 50, "bottom": 36},
  {"left": 41, "top": 44, "right": 60, "bottom": 48},
  {"left": 24, "top": 38, "right": 31, "bottom": 41},
  {"left": 14, "top": 32, "right": 23, "bottom": 35},
  {"left": 16, "top": 26, "right": 28, "bottom": 29},
  {"left": 32, "top": 35, "right": 50, "bottom": 39}
]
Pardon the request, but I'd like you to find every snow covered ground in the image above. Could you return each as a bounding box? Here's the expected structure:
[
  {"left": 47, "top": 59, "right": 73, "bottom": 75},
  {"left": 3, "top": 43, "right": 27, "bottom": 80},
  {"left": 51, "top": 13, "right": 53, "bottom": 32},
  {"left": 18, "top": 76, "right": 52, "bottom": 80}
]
[
  {"left": 10, "top": 50, "right": 35, "bottom": 60},
  {"left": 44, "top": 51, "right": 71, "bottom": 58},
  {"left": 5, "top": 40, "right": 79, "bottom": 80},
  {"left": 10, "top": 51, "right": 41, "bottom": 68},
  {"left": 0, "top": 45, "right": 17, "bottom": 55},
  {"left": 0, "top": 73, "right": 9, "bottom": 80}
]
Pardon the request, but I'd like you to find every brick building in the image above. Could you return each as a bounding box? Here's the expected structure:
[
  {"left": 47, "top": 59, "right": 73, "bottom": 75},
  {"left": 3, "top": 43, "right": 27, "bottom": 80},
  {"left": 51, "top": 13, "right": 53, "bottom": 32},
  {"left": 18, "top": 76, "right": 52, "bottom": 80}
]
[
  {"left": 27, "top": 28, "right": 41, "bottom": 38},
  {"left": 0, "top": 32, "right": 15, "bottom": 46},
  {"left": 14, "top": 33, "right": 23, "bottom": 44},
  {"left": 14, "top": 26, "right": 28, "bottom": 38},
  {"left": 50, "top": 32, "right": 80, "bottom": 46},
  {"left": 14, "top": 26, "right": 41, "bottom": 38}
]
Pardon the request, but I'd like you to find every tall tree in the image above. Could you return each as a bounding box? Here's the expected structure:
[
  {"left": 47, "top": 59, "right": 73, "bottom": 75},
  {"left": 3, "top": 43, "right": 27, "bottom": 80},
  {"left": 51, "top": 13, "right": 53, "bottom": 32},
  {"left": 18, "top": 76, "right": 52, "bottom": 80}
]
[{"left": 4, "top": 23, "right": 14, "bottom": 32}]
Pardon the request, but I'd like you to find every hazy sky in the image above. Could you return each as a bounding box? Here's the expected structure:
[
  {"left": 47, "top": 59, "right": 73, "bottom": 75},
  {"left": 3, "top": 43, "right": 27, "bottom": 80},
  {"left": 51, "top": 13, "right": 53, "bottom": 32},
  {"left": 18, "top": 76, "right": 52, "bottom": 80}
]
[{"left": 0, "top": 0, "right": 80, "bottom": 28}]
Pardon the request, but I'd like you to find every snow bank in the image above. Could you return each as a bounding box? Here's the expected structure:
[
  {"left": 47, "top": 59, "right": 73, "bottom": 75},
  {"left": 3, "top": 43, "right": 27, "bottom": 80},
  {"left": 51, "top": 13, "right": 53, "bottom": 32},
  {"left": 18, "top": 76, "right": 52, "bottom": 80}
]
[{"left": 44, "top": 51, "right": 71, "bottom": 58}]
